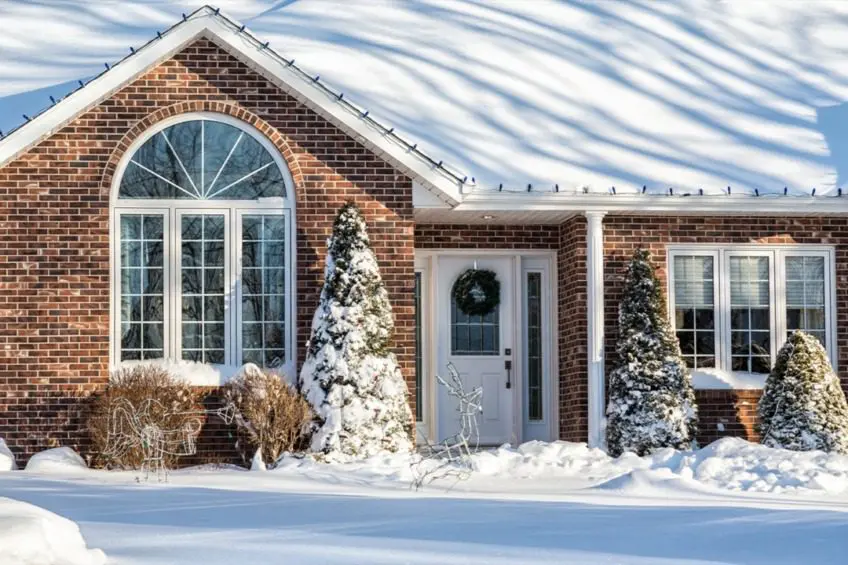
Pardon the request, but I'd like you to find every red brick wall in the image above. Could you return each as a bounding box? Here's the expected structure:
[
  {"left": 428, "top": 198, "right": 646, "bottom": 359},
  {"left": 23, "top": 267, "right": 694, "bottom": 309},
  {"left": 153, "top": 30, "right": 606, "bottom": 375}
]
[
  {"left": 602, "top": 215, "right": 848, "bottom": 445},
  {"left": 557, "top": 217, "right": 588, "bottom": 441},
  {"left": 414, "top": 224, "right": 559, "bottom": 249},
  {"left": 0, "top": 37, "right": 415, "bottom": 465}
]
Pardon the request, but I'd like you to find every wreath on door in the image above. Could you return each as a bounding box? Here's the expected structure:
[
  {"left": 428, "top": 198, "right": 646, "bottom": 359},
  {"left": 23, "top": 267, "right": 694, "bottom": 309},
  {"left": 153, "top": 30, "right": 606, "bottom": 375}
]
[{"left": 452, "top": 268, "right": 501, "bottom": 316}]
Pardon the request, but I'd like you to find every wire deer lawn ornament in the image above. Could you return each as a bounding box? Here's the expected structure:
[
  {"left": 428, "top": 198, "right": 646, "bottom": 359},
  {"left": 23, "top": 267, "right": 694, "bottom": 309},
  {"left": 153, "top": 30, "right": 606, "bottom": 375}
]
[
  {"left": 435, "top": 362, "right": 483, "bottom": 462},
  {"left": 104, "top": 398, "right": 235, "bottom": 482},
  {"left": 411, "top": 362, "right": 483, "bottom": 489}
]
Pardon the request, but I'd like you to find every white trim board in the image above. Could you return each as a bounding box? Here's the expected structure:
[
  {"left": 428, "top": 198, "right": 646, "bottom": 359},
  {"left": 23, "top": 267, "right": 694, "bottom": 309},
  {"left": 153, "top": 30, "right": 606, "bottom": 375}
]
[{"left": 457, "top": 191, "right": 848, "bottom": 215}]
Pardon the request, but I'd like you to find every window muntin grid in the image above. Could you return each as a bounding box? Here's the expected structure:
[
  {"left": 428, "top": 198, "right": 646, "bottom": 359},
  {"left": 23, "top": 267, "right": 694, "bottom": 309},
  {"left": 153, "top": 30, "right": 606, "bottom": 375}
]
[
  {"left": 241, "top": 215, "right": 286, "bottom": 368},
  {"left": 181, "top": 214, "right": 226, "bottom": 364},
  {"left": 450, "top": 294, "right": 499, "bottom": 356},
  {"left": 785, "top": 256, "right": 826, "bottom": 346},
  {"left": 673, "top": 255, "right": 716, "bottom": 370},
  {"left": 729, "top": 256, "right": 771, "bottom": 374},
  {"left": 119, "top": 215, "right": 165, "bottom": 361},
  {"left": 119, "top": 119, "right": 286, "bottom": 200}
]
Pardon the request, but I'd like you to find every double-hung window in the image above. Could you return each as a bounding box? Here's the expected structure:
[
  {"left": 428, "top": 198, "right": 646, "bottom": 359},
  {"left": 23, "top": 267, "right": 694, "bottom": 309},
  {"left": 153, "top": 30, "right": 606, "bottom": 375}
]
[
  {"left": 112, "top": 114, "right": 295, "bottom": 380},
  {"left": 669, "top": 246, "right": 835, "bottom": 379}
]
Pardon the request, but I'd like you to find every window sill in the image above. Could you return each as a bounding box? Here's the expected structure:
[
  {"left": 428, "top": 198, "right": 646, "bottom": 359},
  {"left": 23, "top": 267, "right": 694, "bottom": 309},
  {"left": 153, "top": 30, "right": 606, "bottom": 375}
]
[
  {"left": 690, "top": 368, "right": 767, "bottom": 390},
  {"left": 114, "top": 359, "right": 289, "bottom": 387}
]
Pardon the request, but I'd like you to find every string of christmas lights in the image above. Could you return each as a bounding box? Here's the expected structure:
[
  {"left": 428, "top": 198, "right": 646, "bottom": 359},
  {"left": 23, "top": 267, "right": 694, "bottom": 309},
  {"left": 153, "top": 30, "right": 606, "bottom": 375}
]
[{"left": 0, "top": 6, "right": 842, "bottom": 200}]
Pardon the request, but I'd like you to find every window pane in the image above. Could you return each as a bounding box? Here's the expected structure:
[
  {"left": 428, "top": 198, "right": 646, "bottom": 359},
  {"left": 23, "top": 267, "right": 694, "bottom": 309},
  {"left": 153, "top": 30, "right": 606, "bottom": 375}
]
[
  {"left": 672, "top": 256, "right": 715, "bottom": 369},
  {"left": 729, "top": 256, "right": 771, "bottom": 373},
  {"left": 414, "top": 272, "right": 423, "bottom": 421},
  {"left": 120, "top": 215, "right": 165, "bottom": 362},
  {"left": 785, "top": 255, "right": 827, "bottom": 348},
  {"left": 450, "top": 288, "right": 499, "bottom": 356},
  {"left": 526, "top": 273, "right": 543, "bottom": 421},
  {"left": 118, "top": 119, "right": 286, "bottom": 200},
  {"left": 241, "top": 215, "right": 287, "bottom": 368},
  {"left": 181, "top": 214, "right": 227, "bottom": 364}
]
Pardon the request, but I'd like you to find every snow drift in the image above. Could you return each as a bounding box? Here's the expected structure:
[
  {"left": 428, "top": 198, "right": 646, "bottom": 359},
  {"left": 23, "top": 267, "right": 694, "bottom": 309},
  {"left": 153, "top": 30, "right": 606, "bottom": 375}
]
[
  {"left": 276, "top": 437, "right": 848, "bottom": 495},
  {"left": 476, "top": 438, "right": 848, "bottom": 495},
  {"left": 25, "top": 448, "right": 88, "bottom": 474},
  {"left": 0, "top": 497, "right": 105, "bottom": 565},
  {"left": 0, "top": 439, "right": 15, "bottom": 471}
]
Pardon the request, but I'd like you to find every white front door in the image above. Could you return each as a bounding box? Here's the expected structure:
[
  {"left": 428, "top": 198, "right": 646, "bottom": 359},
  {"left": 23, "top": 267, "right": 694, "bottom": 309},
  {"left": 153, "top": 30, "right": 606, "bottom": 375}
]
[{"left": 437, "top": 256, "right": 514, "bottom": 445}]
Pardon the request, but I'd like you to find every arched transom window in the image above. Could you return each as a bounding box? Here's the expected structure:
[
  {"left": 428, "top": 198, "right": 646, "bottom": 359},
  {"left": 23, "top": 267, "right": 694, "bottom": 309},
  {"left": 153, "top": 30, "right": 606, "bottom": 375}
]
[{"left": 112, "top": 113, "right": 294, "bottom": 377}]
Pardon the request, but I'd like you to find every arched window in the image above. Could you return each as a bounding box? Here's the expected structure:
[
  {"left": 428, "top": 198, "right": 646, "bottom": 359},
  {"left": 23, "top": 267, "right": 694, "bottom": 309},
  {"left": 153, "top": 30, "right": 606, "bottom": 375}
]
[{"left": 111, "top": 113, "right": 295, "bottom": 378}]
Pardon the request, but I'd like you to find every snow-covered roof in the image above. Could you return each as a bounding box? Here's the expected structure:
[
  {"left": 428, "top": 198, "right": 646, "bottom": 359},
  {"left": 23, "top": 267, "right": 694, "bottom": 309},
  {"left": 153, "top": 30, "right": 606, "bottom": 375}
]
[
  {"left": 3, "top": 1, "right": 848, "bottom": 212},
  {"left": 0, "top": 5, "right": 466, "bottom": 205}
]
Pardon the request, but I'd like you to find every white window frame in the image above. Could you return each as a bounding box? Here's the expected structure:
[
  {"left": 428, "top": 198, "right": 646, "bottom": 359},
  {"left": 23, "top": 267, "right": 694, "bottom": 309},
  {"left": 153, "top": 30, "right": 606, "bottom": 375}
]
[
  {"left": 109, "top": 113, "right": 296, "bottom": 383},
  {"left": 667, "top": 245, "right": 836, "bottom": 387}
]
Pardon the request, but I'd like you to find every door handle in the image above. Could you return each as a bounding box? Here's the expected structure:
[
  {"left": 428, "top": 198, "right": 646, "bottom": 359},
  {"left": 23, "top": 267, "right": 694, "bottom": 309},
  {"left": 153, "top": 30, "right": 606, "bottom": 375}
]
[{"left": 505, "top": 360, "right": 512, "bottom": 389}]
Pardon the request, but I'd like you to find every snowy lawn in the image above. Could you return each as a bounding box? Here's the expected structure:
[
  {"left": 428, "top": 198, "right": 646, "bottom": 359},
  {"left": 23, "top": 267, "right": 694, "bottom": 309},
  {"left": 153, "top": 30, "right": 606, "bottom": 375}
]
[{"left": 2, "top": 439, "right": 848, "bottom": 564}]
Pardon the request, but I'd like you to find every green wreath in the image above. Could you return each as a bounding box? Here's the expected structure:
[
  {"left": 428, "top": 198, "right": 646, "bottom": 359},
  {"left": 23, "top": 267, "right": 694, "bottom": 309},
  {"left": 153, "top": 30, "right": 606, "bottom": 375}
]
[{"left": 453, "top": 269, "right": 501, "bottom": 316}]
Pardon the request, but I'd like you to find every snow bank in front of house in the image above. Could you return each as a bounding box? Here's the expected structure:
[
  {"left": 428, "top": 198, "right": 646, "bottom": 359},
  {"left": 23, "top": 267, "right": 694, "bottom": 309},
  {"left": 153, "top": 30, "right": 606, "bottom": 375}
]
[
  {"left": 25, "top": 448, "right": 88, "bottom": 474},
  {"left": 689, "top": 368, "right": 768, "bottom": 390},
  {"left": 274, "top": 437, "right": 848, "bottom": 495},
  {"left": 0, "top": 439, "right": 16, "bottom": 471},
  {"left": 0, "top": 497, "right": 106, "bottom": 565},
  {"left": 476, "top": 438, "right": 848, "bottom": 495}
]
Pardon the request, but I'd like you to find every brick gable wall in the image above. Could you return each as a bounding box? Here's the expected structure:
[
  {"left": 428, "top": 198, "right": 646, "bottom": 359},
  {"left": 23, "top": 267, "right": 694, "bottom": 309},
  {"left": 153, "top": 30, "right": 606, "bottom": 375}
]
[
  {"left": 0, "top": 37, "right": 415, "bottom": 464},
  {"left": 602, "top": 215, "right": 848, "bottom": 445}
]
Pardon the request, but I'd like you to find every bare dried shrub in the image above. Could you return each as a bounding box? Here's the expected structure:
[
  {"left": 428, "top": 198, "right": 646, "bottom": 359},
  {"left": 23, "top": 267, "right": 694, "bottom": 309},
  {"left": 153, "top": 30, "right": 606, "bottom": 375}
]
[
  {"left": 88, "top": 364, "right": 203, "bottom": 469},
  {"left": 222, "top": 364, "right": 313, "bottom": 466}
]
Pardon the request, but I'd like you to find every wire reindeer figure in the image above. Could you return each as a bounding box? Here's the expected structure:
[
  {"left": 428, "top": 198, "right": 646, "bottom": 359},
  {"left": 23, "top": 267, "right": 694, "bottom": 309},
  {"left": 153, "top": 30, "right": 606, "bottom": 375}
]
[
  {"left": 104, "top": 398, "right": 235, "bottom": 482},
  {"left": 435, "top": 362, "right": 483, "bottom": 463},
  {"left": 411, "top": 362, "right": 483, "bottom": 490}
]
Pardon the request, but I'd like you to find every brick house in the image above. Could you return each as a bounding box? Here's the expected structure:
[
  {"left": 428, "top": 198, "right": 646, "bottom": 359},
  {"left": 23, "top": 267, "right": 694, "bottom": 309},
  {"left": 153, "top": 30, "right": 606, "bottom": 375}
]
[{"left": 0, "top": 6, "right": 845, "bottom": 461}]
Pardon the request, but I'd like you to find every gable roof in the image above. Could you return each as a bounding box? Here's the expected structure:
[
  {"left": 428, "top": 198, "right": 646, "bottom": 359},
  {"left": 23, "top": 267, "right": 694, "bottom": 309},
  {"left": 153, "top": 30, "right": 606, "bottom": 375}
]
[
  {"left": 0, "top": 5, "right": 466, "bottom": 205},
  {"left": 4, "top": 1, "right": 848, "bottom": 218}
]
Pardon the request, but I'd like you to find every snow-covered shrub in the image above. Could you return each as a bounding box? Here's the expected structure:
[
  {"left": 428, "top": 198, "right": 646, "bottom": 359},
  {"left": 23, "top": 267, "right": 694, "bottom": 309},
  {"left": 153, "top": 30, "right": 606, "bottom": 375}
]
[
  {"left": 758, "top": 331, "right": 848, "bottom": 453},
  {"left": 87, "top": 364, "right": 203, "bottom": 469},
  {"left": 299, "top": 202, "right": 413, "bottom": 461},
  {"left": 606, "top": 248, "right": 698, "bottom": 456},
  {"left": 222, "top": 363, "right": 313, "bottom": 466}
]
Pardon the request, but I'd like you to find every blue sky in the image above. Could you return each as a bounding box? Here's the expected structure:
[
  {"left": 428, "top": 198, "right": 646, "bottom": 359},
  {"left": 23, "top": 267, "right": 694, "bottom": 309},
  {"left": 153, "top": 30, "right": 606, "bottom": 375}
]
[{"left": 0, "top": 78, "right": 88, "bottom": 136}]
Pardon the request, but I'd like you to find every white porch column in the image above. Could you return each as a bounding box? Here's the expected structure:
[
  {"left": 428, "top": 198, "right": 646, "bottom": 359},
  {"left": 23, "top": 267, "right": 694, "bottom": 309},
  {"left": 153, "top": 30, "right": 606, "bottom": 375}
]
[{"left": 585, "top": 211, "right": 607, "bottom": 449}]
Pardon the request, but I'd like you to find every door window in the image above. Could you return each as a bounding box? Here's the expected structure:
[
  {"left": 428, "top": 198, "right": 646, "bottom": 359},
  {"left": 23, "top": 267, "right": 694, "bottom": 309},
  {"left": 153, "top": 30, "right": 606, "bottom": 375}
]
[{"left": 450, "top": 296, "right": 499, "bottom": 355}]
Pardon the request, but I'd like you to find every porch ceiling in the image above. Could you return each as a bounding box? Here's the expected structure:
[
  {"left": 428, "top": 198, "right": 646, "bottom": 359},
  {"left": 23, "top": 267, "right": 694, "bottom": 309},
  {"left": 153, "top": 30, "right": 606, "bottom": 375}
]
[{"left": 413, "top": 208, "right": 575, "bottom": 225}]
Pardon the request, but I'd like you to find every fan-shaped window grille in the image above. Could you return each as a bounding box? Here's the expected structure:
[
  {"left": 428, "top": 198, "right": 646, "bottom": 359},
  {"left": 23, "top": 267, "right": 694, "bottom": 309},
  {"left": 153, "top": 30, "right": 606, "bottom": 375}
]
[
  {"left": 112, "top": 115, "right": 294, "bottom": 383},
  {"left": 119, "top": 119, "right": 286, "bottom": 200}
]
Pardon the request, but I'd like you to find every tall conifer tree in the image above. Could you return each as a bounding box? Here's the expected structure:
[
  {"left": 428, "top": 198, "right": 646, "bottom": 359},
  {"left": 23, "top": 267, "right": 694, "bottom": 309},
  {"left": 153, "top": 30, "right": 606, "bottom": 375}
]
[
  {"left": 299, "top": 203, "right": 413, "bottom": 460},
  {"left": 606, "top": 249, "right": 698, "bottom": 456}
]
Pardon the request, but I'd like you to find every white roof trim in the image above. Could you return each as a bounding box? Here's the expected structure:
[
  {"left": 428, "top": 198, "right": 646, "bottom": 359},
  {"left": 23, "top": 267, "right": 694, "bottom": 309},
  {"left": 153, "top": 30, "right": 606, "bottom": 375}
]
[
  {"left": 0, "top": 6, "right": 463, "bottom": 206},
  {"left": 458, "top": 191, "right": 848, "bottom": 216}
]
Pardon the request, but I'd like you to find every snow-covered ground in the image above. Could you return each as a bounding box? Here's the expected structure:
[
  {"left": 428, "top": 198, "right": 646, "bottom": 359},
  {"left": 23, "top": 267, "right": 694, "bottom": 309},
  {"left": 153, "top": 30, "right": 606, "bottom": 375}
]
[
  {"left": 0, "top": 497, "right": 105, "bottom": 565},
  {"left": 2, "top": 438, "right": 848, "bottom": 564}
]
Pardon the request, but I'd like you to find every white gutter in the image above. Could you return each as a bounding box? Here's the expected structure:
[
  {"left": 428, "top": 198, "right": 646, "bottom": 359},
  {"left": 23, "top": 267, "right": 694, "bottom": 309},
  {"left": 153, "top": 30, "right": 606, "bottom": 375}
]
[{"left": 456, "top": 191, "right": 848, "bottom": 215}]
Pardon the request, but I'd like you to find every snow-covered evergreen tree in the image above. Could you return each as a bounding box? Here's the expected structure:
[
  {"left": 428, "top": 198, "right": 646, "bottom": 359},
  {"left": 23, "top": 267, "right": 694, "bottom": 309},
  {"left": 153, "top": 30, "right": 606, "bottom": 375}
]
[
  {"left": 298, "top": 202, "right": 413, "bottom": 460},
  {"left": 606, "top": 248, "right": 698, "bottom": 457},
  {"left": 758, "top": 331, "right": 848, "bottom": 454}
]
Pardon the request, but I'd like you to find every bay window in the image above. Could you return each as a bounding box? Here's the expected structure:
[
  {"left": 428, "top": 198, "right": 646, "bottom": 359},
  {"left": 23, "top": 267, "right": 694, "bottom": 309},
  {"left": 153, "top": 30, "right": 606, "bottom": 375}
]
[
  {"left": 669, "top": 246, "right": 835, "bottom": 378},
  {"left": 112, "top": 114, "right": 294, "bottom": 380}
]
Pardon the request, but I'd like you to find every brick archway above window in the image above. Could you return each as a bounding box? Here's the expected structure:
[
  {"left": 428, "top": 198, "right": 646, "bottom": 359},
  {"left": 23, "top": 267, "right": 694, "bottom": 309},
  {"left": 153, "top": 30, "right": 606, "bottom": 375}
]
[{"left": 100, "top": 101, "right": 303, "bottom": 199}]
